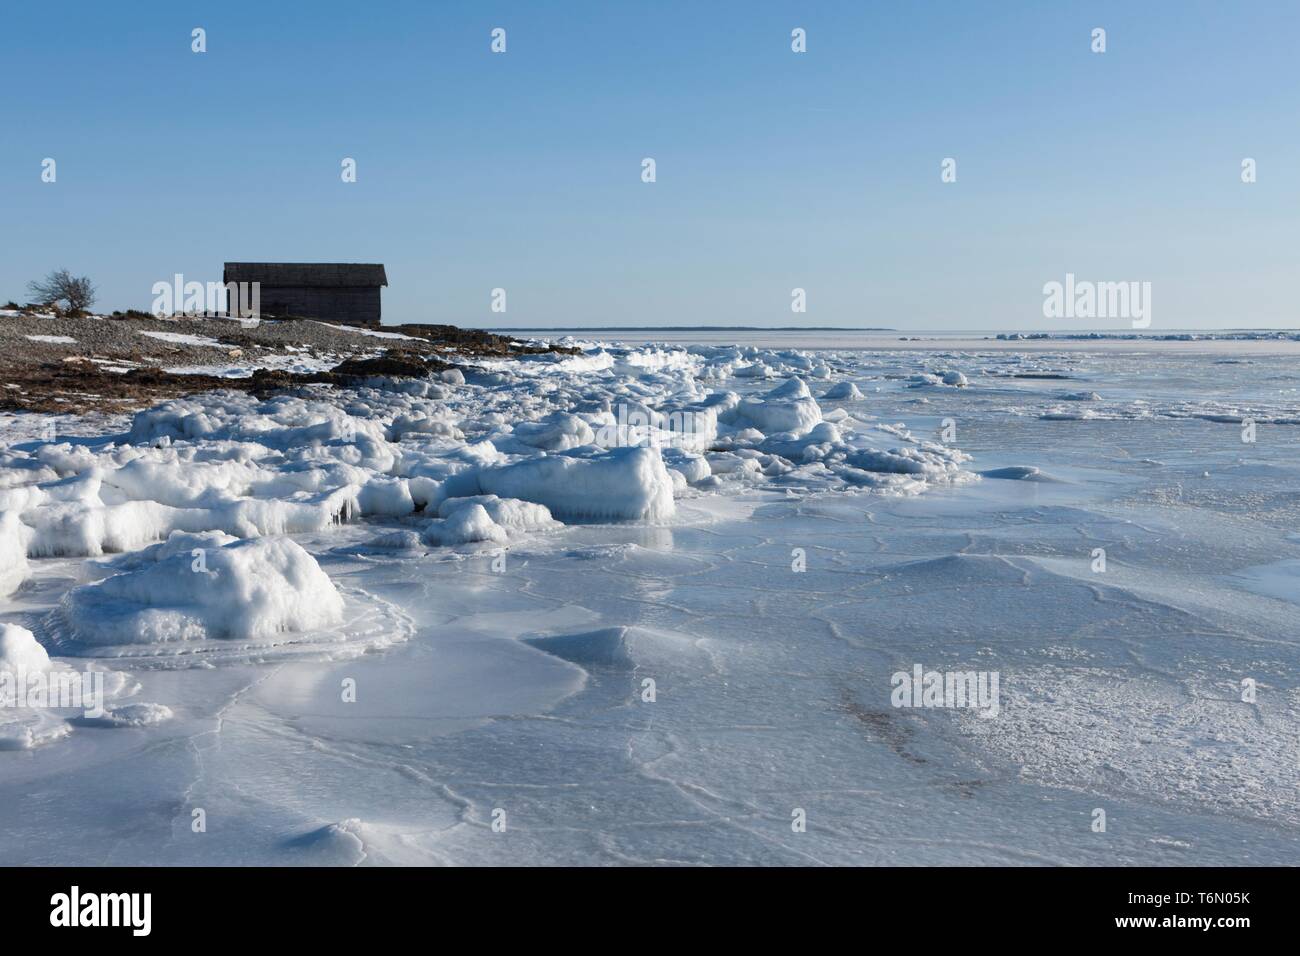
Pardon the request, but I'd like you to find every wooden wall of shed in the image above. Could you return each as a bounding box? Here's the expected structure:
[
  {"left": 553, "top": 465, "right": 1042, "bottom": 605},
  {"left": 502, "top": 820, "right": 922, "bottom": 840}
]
[{"left": 255, "top": 286, "right": 381, "bottom": 324}]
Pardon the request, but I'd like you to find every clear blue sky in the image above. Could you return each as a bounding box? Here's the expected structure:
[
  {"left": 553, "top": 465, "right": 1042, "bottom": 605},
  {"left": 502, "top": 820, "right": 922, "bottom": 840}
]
[{"left": 2, "top": 0, "right": 1297, "bottom": 330}]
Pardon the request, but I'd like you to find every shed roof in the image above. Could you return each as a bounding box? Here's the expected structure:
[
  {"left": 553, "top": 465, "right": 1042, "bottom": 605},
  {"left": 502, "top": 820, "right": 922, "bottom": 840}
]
[{"left": 223, "top": 263, "right": 388, "bottom": 287}]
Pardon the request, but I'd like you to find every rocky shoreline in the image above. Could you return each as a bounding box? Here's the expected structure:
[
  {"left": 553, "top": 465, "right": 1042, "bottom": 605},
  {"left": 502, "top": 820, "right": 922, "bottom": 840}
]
[{"left": 0, "top": 313, "right": 572, "bottom": 414}]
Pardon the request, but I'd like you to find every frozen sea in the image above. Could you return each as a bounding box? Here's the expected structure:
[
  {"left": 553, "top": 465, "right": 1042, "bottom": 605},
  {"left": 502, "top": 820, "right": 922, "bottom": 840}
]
[{"left": 1, "top": 332, "right": 1298, "bottom": 865}]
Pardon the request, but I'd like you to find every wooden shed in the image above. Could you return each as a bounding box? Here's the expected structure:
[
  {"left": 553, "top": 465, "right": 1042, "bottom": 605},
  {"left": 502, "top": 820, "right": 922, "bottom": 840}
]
[{"left": 223, "top": 262, "right": 388, "bottom": 325}]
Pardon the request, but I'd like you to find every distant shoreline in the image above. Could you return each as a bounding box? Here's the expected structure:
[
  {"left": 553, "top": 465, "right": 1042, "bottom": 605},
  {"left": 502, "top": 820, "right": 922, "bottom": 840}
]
[
  {"left": 475, "top": 325, "right": 1300, "bottom": 355},
  {"left": 484, "top": 326, "right": 896, "bottom": 332}
]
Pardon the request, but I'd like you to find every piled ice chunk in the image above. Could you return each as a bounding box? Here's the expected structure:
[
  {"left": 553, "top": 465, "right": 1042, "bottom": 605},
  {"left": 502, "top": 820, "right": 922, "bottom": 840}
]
[
  {"left": 724, "top": 377, "right": 823, "bottom": 436},
  {"left": 422, "top": 495, "right": 561, "bottom": 545},
  {"left": 61, "top": 536, "right": 345, "bottom": 646},
  {"left": 0, "top": 512, "right": 28, "bottom": 596},
  {"left": 476, "top": 447, "right": 676, "bottom": 521},
  {"left": 0, "top": 622, "right": 50, "bottom": 677}
]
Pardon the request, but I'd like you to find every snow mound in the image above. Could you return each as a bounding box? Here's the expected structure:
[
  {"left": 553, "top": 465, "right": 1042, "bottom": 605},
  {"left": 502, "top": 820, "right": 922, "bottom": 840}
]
[
  {"left": 0, "top": 512, "right": 29, "bottom": 596},
  {"left": 439, "top": 495, "right": 560, "bottom": 533},
  {"left": 0, "top": 622, "right": 51, "bottom": 676},
  {"left": 724, "top": 377, "right": 822, "bottom": 436},
  {"left": 476, "top": 447, "right": 675, "bottom": 521},
  {"left": 509, "top": 412, "right": 595, "bottom": 452},
  {"left": 60, "top": 537, "right": 345, "bottom": 647},
  {"left": 421, "top": 494, "right": 561, "bottom": 547},
  {"left": 423, "top": 503, "right": 507, "bottom": 545},
  {"left": 823, "top": 381, "right": 864, "bottom": 401}
]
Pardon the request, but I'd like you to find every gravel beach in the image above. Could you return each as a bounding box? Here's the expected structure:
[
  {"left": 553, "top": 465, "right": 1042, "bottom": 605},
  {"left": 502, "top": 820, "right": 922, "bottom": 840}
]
[{"left": 0, "top": 312, "right": 565, "bottom": 414}]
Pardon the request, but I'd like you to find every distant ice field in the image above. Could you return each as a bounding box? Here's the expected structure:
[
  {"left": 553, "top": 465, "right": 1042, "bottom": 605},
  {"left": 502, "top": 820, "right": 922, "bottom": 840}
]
[
  {"left": 497, "top": 327, "right": 1300, "bottom": 354},
  {"left": 1, "top": 336, "right": 1297, "bottom": 865}
]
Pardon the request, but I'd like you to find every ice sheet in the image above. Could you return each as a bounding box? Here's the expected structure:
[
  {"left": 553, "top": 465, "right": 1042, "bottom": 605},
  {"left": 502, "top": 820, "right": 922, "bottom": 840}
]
[{"left": 1, "top": 339, "right": 1297, "bottom": 864}]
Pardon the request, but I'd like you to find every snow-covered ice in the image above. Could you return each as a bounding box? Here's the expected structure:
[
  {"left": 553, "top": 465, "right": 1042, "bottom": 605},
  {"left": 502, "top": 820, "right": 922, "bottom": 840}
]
[{"left": 1, "top": 336, "right": 1298, "bottom": 864}]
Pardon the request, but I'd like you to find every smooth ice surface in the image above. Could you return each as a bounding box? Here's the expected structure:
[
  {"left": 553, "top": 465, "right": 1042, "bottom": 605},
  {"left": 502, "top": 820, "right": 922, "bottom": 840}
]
[{"left": 1, "top": 337, "right": 1298, "bottom": 864}]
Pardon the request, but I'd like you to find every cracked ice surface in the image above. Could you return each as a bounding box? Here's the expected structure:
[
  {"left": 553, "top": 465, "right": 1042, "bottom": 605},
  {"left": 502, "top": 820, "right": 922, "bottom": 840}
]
[{"left": 1, "top": 340, "right": 1298, "bottom": 864}]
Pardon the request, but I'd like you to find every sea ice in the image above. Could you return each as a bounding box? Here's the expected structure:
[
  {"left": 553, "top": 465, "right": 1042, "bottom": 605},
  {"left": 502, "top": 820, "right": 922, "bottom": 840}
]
[{"left": 2, "top": 338, "right": 1297, "bottom": 864}]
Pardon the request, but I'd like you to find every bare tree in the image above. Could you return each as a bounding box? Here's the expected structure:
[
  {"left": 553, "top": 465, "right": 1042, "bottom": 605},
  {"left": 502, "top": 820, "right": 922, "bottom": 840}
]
[{"left": 27, "top": 268, "right": 97, "bottom": 313}]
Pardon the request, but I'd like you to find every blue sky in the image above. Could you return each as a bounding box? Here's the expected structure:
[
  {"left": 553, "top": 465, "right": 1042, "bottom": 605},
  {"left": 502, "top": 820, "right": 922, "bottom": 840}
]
[{"left": 2, "top": 0, "right": 1297, "bottom": 330}]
